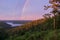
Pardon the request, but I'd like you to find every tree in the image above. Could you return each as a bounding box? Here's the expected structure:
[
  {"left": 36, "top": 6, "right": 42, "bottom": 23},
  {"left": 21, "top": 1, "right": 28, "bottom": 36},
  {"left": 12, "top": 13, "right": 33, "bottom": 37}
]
[
  {"left": 44, "top": 0, "right": 60, "bottom": 40},
  {"left": 44, "top": 0, "right": 60, "bottom": 29},
  {"left": 43, "top": 13, "right": 51, "bottom": 19}
]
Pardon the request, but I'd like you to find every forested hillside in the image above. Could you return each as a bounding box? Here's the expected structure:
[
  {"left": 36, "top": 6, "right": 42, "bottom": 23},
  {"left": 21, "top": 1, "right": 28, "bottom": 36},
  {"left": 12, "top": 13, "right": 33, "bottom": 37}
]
[
  {"left": 0, "top": 13, "right": 60, "bottom": 40},
  {"left": 0, "top": 0, "right": 60, "bottom": 40}
]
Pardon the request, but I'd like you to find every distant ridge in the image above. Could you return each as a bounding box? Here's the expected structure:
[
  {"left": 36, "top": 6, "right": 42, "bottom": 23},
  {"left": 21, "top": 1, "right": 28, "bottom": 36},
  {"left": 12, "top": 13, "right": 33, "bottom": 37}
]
[
  {"left": 0, "top": 20, "right": 32, "bottom": 24},
  {"left": 8, "top": 19, "right": 45, "bottom": 32},
  {"left": 0, "top": 22, "right": 12, "bottom": 28}
]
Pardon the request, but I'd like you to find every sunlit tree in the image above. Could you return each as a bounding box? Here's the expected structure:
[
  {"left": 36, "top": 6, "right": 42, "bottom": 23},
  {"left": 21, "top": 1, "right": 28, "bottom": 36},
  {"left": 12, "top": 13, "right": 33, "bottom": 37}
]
[
  {"left": 44, "top": 0, "right": 60, "bottom": 29},
  {"left": 44, "top": 0, "right": 60, "bottom": 39}
]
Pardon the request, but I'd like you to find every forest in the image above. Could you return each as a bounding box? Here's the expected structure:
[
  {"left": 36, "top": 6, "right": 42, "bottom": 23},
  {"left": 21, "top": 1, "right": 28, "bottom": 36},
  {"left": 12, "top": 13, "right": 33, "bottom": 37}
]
[{"left": 0, "top": 0, "right": 60, "bottom": 40}]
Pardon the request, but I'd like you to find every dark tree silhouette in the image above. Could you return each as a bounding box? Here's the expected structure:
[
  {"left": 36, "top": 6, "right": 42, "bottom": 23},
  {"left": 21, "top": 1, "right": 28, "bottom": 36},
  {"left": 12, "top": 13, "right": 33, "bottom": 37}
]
[
  {"left": 44, "top": 0, "right": 60, "bottom": 40},
  {"left": 43, "top": 13, "right": 51, "bottom": 19}
]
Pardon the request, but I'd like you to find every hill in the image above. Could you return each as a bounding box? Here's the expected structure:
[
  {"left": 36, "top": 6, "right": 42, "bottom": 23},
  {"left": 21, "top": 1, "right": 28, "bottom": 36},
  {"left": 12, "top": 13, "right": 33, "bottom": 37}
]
[
  {"left": 5, "top": 18, "right": 58, "bottom": 40},
  {"left": 0, "top": 16, "right": 60, "bottom": 40},
  {"left": 0, "top": 22, "right": 12, "bottom": 28}
]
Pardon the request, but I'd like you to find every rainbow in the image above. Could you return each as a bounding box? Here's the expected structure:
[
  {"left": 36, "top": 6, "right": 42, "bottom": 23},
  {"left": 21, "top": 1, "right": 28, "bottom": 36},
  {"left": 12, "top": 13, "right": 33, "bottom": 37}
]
[{"left": 22, "top": 0, "right": 29, "bottom": 14}]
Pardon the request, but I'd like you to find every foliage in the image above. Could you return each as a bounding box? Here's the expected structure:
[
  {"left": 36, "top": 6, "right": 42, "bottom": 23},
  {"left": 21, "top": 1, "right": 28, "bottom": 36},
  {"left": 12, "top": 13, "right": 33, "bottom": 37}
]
[
  {"left": 0, "top": 0, "right": 60, "bottom": 40},
  {"left": 0, "top": 14, "right": 60, "bottom": 40}
]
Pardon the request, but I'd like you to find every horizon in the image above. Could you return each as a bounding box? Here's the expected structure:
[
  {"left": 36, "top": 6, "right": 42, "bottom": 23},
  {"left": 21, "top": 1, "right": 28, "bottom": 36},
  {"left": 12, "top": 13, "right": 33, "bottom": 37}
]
[{"left": 0, "top": 0, "right": 51, "bottom": 20}]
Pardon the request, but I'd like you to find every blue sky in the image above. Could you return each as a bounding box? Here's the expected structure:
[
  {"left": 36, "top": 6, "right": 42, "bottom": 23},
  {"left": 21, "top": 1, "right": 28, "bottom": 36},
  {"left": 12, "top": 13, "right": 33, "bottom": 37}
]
[{"left": 0, "top": 0, "right": 51, "bottom": 20}]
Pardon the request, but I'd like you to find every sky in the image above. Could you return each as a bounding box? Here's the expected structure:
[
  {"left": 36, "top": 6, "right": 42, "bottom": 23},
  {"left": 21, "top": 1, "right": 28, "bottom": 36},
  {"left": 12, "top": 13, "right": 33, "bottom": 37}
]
[{"left": 0, "top": 0, "right": 51, "bottom": 20}]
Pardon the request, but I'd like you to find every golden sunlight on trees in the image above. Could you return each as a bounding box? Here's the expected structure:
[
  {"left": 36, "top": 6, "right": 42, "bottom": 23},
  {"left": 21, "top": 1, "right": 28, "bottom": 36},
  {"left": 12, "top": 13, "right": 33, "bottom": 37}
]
[
  {"left": 44, "top": 0, "right": 60, "bottom": 29},
  {"left": 44, "top": 0, "right": 60, "bottom": 40},
  {"left": 0, "top": 0, "right": 60, "bottom": 40}
]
